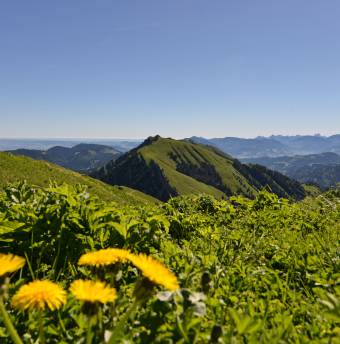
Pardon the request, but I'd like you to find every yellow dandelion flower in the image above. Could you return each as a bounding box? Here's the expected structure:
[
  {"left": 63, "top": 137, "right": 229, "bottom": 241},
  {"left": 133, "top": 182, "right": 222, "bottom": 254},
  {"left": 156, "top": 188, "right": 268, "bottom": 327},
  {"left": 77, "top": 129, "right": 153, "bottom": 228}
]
[
  {"left": 129, "top": 254, "right": 179, "bottom": 291},
  {"left": 12, "top": 280, "right": 67, "bottom": 311},
  {"left": 70, "top": 280, "right": 117, "bottom": 304},
  {"left": 78, "top": 248, "right": 131, "bottom": 267},
  {"left": 0, "top": 253, "right": 25, "bottom": 277}
]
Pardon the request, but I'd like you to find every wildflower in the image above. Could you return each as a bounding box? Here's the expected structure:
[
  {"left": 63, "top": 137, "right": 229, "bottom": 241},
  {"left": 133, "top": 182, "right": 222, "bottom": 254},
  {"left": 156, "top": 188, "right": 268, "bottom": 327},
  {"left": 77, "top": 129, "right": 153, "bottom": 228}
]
[
  {"left": 78, "top": 248, "right": 131, "bottom": 267},
  {"left": 12, "top": 280, "right": 66, "bottom": 311},
  {"left": 0, "top": 254, "right": 25, "bottom": 277},
  {"left": 70, "top": 280, "right": 117, "bottom": 304},
  {"left": 129, "top": 254, "right": 179, "bottom": 291}
]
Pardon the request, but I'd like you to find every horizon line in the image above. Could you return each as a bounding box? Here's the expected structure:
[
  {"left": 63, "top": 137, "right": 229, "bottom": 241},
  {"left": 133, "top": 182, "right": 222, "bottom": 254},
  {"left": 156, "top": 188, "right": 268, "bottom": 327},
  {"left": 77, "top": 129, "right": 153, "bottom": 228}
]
[{"left": 0, "top": 133, "right": 339, "bottom": 141}]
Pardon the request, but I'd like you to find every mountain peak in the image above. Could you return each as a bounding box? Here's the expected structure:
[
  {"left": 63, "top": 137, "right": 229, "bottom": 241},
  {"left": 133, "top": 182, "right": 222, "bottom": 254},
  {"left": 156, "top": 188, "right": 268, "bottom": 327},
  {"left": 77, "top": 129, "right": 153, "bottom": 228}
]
[
  {"left": 145, "top": 134, "right": 162, "bottom": 143},
  {"left": 93, "top": 137, "right": 305, "bottom": 201},
  {"left": 137, "top": 135, "right": 163, "bottom": 148}
]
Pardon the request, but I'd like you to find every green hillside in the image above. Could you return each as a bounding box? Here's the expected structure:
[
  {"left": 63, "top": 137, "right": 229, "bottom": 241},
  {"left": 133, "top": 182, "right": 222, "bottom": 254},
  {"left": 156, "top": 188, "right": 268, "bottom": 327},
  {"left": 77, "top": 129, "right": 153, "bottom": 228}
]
[
  {"left": 94, "top": 136, "right": 306, "bottom": 201},
  {"left": 0, "top": 152, "right": 157, "bottom": 205},
  {"left": 293, "top": 164, "right": 340, "bottom": 189}
]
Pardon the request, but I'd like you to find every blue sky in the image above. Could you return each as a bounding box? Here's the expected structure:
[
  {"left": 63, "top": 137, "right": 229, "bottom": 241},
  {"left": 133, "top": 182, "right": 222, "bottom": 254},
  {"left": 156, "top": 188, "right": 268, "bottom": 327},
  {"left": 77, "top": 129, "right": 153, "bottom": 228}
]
[{"left": 1, "top": 0, "right": 340, "bottom": 139}]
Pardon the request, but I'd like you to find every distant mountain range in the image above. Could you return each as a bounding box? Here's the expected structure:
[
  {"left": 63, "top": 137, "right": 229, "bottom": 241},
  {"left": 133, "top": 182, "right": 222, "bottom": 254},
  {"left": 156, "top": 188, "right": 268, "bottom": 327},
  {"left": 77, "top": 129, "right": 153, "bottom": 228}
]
[
  {"left": 93, "top": 136, "right": 306, "bottom": 201},
  {"left": 243, "top": 152, "right": 340, "bottom": 189},
  {"left": 190, "top": 134, "right": 340, "bottom": 158},
  {"left": 0, "top": 139, "right": 141, "bottom": 152},
  {"left": 5, "top": 135, "right": 340, "bottom": 193},
  {"left": 7, "top": 143, "right": 122, "bottom": 173}
]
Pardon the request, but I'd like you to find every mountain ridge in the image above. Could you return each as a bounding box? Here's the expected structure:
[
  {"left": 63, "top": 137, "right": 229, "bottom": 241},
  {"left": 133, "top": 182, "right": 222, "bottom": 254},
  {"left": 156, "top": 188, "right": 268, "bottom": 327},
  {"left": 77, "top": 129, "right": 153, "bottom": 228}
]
[
  {"left": 93, "top": 136, "right": 306, "bottom": 201},
  {"left": 189, "top": 134, "right": 340, "bottom": 158}
]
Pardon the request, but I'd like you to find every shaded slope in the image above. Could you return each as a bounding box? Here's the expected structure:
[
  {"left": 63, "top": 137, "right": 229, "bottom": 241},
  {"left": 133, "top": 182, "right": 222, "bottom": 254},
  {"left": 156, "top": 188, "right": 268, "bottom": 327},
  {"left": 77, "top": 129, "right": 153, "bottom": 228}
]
[
  {"left": 0, "top": 152, "right": 157, "bottom": 205},
  {"left": 291, "top": 164, "right": 340, "bottom": 190},
  {"left": 243, "top": 152, "right": 340, "bottom": 189},
  {"left": 94, "top": 136, "right": 306, "bottom": 201},
  {"left": 234, "top": 162, "right": 306, "bottom": 199}
]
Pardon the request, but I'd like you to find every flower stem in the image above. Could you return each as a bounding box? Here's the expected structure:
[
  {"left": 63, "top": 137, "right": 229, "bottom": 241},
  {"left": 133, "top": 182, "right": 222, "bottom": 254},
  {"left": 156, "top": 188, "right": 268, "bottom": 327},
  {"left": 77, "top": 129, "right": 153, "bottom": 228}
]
[
  {"left": 107, "top": 300, "right": 139, "bottom": 344},
  {"left": 0, "top": 296, "right": 23, "bottom": 344},
  {"left": 38, "top": 311, "right": 45, "bottom": 344},
  {"left": 86, "top": 315, "right": 93, "bottom": 344}
]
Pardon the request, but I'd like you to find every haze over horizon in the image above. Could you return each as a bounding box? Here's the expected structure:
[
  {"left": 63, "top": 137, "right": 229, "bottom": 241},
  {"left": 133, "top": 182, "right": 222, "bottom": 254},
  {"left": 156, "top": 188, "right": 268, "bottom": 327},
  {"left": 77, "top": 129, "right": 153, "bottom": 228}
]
[
  {"left": 0, "top": 132, "right": 339, "bottom": 141},
  {"left": 1, "top": 1, "right": 340, "bottom": 138}
]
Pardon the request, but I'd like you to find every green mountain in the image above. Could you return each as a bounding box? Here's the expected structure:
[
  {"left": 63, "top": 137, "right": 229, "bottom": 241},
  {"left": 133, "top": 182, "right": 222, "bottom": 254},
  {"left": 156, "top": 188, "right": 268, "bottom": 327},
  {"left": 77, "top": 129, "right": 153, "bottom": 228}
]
[
  {"left": 93, "top": 136, "right": 306, "bottom": 201},
  {"left": 243, "top": 152, "right": 340, "bottom": 189},
  {"left": 0, "top": 152, "right": 157, "bottom": 205},
  {"left": 290, "top": 164, "right": 340, "bottom": 190},
  {"left": 7, "top": 143, "right": 121, "bottom": 173}
]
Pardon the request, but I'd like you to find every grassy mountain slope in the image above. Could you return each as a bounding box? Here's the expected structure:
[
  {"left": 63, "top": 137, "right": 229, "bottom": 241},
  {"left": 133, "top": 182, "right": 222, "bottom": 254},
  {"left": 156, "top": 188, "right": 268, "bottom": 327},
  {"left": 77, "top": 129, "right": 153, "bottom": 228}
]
[
  {"left": 0, "top": 152, "right": 157, "bottom": 204},
  {"left": 94, "top": 136, "right": 305, "bottom": 201},
  {"left": 7, "top": 143, "right": 121, "bottom": 172}
]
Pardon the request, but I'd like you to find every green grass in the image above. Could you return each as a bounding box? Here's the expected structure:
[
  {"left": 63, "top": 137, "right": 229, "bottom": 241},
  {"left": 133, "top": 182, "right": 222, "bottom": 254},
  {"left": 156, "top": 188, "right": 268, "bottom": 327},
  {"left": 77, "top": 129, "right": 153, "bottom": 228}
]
[
  {"left": 139, "top": 137, "right": 257, "bottom": 197},
  {"left": 303, "top": 183, "right": 322, "bottom": 196},
  {"left": 0, "top": 152, "right": 158, "bottom": 205},
  {"left": 0, "top": 184, "right": 339, "bottom": 343}
]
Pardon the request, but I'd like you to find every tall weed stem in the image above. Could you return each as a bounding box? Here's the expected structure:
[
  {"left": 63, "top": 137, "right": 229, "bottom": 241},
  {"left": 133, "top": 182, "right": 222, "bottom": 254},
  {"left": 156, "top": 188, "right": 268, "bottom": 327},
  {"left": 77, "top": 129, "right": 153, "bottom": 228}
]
[{"left": 0, "top": 297, "right": 23, "bottom": 344}]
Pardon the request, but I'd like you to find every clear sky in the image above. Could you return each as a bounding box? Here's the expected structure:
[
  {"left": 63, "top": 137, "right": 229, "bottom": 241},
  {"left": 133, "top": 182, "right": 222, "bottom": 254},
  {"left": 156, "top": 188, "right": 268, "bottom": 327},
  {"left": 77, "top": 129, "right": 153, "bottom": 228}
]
[{"left": 1, "top": 0, "right": 340, "bottom": 139}]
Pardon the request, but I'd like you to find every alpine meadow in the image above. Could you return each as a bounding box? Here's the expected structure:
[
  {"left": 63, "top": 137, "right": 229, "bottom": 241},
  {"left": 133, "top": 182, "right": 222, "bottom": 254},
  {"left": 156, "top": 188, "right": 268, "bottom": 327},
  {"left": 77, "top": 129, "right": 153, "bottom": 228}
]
[
  {"left": 1, "top": 1, "right": 340, "bottom": 343},
  {"left": 0, "top": 148, "right": 339, "bottom": 343}
]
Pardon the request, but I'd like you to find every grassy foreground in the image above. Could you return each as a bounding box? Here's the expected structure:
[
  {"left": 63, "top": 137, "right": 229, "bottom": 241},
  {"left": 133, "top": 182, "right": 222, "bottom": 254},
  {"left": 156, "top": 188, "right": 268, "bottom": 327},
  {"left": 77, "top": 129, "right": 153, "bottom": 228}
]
[{"left": 0, "top": 182, "right": 339, "bottom": 343}]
